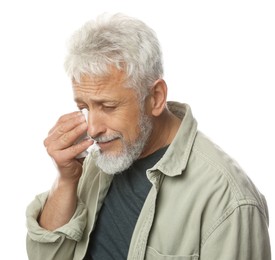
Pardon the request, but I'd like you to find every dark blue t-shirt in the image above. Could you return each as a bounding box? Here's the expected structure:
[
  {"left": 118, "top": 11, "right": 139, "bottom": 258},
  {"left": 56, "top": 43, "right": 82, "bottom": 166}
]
[{"left": 84, "top": 146, "right": 168, "bottom": 260}]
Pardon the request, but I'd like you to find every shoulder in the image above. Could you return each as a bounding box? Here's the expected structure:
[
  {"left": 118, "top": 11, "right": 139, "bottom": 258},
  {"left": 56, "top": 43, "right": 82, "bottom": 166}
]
[
  {"left": 188, "top": 131, "right": 269, "bottom": 226},
  {"left": 162, "top": 130, "right": 269, "bottom": 236},
  {"left": 192, "top": 131, "right": 266, "bottom": 206}
]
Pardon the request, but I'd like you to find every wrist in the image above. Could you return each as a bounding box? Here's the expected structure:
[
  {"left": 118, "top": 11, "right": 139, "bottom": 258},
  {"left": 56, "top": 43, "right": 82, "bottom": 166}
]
[{"left": 51, "top": 175, "right": 80, "bottom": 196}]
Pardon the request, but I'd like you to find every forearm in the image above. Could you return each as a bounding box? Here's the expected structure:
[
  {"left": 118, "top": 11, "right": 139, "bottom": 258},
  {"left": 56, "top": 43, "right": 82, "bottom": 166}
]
[
  {"left": 26, "top": 190, "right": 88, "bottom": 259},
  {"left": 39, "top": 177, "right": 79, "bottom": 231}
]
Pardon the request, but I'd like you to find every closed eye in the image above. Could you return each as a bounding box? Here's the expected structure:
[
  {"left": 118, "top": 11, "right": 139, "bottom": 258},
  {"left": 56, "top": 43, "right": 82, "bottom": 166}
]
[{"left": 102, "top": 105, "right": 116, "bottom": 111}]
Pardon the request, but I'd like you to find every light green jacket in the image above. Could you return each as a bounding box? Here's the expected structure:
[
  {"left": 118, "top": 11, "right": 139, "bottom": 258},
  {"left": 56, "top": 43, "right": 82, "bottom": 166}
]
[{"left": 26, "top": 102, "right": 271, "bottom": 260}]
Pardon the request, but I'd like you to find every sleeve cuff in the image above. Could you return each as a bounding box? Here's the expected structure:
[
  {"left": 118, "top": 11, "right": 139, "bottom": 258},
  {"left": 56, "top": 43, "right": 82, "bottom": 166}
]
[{"left": 26, "top": 191, "right": 87, "bottom": 243}]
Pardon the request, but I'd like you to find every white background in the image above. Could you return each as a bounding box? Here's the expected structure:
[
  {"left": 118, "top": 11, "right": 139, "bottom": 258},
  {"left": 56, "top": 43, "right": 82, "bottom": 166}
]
[{"left": 0, "top": 0, "right": 274, "bottom": 258}]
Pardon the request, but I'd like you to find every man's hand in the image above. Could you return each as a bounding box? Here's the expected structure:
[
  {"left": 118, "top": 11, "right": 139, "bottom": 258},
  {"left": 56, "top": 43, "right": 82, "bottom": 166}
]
[
  {"left": 44, "top": 111, "right": 93, "bottom": 182},
  {"left": 39, "top": 111, "right": 93, "bottom": 231}
]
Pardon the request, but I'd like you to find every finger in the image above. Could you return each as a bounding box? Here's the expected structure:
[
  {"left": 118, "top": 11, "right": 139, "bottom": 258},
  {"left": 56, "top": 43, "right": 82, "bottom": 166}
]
[
  {"left": 47, "top": 113, "right": 86, "bottom": 142},
  {"left": 45, "top": 120, "right": 87, "bottom": 151},
  {"left": 53, "top": 138, "right": 94, "bottom": 164},
  {"left": 59, "top": 121, "right": 88, "bottom": 147},
  {"left": 48, "top": 111, "right": 82, "bottom": 135}
]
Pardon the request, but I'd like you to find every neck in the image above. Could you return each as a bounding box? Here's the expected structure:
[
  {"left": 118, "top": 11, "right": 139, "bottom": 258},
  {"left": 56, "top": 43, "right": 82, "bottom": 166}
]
[{"left": 140, "top": 108, "right": 181, "bottom": 158}]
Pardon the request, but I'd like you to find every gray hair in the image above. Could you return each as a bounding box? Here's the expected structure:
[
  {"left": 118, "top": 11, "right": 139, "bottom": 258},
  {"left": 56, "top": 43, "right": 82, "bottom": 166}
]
[{"left": 64, "top": 13, "right": 163, "bottom": 100}]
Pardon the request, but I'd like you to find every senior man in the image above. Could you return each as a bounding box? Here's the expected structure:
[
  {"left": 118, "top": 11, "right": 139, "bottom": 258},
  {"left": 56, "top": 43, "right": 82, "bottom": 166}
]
[{"left": 26, "top": 13, "right": 271, "bottom": 260}]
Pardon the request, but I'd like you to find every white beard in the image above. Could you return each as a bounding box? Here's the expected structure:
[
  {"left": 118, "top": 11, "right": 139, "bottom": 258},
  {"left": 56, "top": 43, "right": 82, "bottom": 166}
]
[{"left": 95, "top": 113, "right": 153, "bottom": 175}]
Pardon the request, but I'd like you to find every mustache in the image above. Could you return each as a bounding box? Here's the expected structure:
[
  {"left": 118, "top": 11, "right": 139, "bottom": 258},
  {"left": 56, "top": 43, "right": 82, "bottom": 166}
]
[{"left": 93, "top": 133, "right": 122, "bottom": 143}]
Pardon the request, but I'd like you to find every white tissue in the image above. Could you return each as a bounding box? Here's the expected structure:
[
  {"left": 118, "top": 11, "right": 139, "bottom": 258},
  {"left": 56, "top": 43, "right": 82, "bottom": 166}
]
[
  {"left": 76, "top": 109, "right": 100, "bottom": 158},
  {"left": 81, "top": 108, "right": 89, "bottom": 122},
  {"left": 87, "top": 141, "right": 100, "bottom": 157}
]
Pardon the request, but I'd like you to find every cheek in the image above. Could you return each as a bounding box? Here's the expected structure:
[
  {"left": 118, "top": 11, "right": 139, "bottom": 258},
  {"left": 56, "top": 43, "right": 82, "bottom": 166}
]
[
  {"left": 110, "top": 112, "right": 141, "bottom": 141},
  {"left": 125, "top": 115, "right": 143, "bottom": 144}
]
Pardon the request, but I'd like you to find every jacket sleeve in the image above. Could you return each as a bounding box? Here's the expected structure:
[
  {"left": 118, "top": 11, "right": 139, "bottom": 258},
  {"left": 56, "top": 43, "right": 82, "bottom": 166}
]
[
  {"left": 200, "top": 203, "right": 271, "bottom": 260},
  {"left": 26, "top": 191, "right": 88, "bottom": 260}
]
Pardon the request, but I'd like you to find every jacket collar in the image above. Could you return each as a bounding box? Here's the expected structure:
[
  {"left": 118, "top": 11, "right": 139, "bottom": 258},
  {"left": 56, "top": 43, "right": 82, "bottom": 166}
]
[{"left": 148, "top": 102, "right": 198, "bottom": 177}]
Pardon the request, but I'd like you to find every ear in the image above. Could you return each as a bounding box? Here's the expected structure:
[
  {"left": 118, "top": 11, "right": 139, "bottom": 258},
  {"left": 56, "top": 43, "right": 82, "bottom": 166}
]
[{"left": 148, "top": 79, "right": 167, "bottom": 117}]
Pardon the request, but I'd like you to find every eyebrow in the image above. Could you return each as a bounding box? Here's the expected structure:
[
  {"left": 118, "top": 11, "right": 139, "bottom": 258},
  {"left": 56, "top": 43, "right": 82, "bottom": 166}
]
[{"left": 74, "top": 96, "right": 119, "bottom": 105}]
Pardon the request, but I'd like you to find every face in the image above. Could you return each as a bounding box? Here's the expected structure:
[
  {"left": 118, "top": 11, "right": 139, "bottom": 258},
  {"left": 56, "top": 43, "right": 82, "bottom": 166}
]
[{"left": 73, "top": 68, "right": 153, "bottom": 174}]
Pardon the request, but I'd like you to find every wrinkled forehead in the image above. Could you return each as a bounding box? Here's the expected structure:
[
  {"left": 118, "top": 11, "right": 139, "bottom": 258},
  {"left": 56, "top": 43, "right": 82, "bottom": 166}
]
[
  {"left": 72, "top": 71, "right": 140, "bottom": 104},
  {"left": 72, "top": 64, "right": 128, "bottom": 84}
]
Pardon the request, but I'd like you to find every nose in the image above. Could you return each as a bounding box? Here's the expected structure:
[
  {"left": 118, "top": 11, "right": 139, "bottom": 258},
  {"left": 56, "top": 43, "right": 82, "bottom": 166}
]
[{"left": 86, "top": 109, "right": 107, "bottom": 139}]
